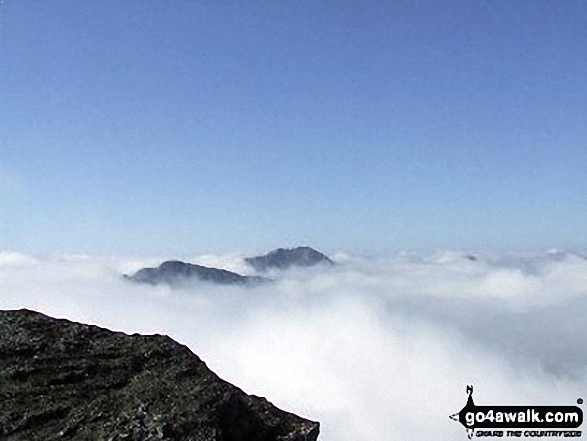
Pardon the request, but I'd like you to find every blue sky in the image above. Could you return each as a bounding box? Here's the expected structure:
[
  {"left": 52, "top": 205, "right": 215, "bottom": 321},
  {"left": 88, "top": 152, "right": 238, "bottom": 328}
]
[{"left": 1, "top": 0, "right": 586, "bottom": 255}]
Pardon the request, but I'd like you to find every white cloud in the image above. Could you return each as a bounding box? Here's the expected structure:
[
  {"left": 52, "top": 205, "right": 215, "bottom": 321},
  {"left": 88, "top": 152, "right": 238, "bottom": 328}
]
[
  {"left": 189, "top": 251, "right": 256, "bottom": 275},
  {"left": 0, "top": 251, "right": 38, "bottom": 267},
  {"left": 0, "top": 250, "right": 585, "bottom": 440}
]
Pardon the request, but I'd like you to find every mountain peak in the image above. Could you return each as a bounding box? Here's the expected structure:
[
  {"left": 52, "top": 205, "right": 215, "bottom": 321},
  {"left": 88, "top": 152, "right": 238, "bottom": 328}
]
[
  {"left": 124, "top": 261, "right": 267, "bottom": 286},
  {"left": 245, "top": 247, "right": 334, "bottom": 272}
]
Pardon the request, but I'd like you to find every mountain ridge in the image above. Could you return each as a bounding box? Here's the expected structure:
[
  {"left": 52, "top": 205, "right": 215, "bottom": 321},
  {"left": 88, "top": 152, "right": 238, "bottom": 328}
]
[{"left": 124, "top": 260, "right": 268, "bottom": 287}]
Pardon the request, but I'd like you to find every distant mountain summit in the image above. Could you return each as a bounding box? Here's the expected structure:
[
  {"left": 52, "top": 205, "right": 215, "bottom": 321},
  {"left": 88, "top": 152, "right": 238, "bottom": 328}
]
[
  {"left": 124, "top": 261, "right": 267, "bottom": 287},
  {"left": 245, "top": 247, "right": 334, "bottom": 272},
  {"left": 124, "top": 247, "right": 334, "bottom": 286}
]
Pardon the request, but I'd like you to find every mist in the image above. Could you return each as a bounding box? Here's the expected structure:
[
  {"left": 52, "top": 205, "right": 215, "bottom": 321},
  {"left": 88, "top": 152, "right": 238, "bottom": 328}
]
[{"left": 1, "top": 249, "right": 585, "bottom": 440}]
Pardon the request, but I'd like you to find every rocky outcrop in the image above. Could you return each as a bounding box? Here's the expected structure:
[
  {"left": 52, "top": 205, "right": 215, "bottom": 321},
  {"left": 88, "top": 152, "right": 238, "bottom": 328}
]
[
  {"left": 0, "top": 309, "right": 319, "bottom": 440},
  {"left": 245, "top": 247, "right": 334, "bottom": 272},
  {"left": 124, "top": 261, "right": 268, "bottom": 287}
]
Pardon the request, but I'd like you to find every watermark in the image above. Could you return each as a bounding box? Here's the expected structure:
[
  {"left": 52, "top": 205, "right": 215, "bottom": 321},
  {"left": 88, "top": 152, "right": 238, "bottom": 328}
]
[{"left": 450, "top": 386, "right": 583, "bottom": 439}]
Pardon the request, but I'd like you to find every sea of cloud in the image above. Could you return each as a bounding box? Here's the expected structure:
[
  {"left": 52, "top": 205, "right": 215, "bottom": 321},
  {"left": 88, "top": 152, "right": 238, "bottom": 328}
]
[{"left": 1, "top": 249, "right": 586, "bottom": 440}]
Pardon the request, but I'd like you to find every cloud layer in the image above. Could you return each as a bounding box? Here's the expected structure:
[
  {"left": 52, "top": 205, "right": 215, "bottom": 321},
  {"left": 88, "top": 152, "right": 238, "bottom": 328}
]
[{"left": 1, "top": 250, "right": 586, "bottom": 440}]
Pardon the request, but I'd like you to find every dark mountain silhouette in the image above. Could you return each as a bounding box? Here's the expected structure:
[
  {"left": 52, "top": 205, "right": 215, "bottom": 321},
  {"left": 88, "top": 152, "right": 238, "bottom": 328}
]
[
  {"left": 245, "top": 247, "right": 334, "bottom": 272},
  {"left": 124, "top": 261, "right": 268, "bottom": 287},
  {"left": 0, "top": 309, "right": 320, "bottom": 440}
]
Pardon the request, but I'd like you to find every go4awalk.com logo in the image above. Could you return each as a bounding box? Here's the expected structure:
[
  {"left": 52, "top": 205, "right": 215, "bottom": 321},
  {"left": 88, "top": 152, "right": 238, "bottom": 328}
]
[{"left": 450, "top": 386, "right": 583, "bottom": 439}]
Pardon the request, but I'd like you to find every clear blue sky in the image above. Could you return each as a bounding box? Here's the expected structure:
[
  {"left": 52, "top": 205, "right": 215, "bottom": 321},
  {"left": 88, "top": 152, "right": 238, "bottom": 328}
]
[{"left": 1, "top": 0, "right": 586, "bottom": 255}]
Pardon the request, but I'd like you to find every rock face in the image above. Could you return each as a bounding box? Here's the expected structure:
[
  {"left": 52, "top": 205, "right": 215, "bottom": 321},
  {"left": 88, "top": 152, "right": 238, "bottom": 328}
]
[
  {"left": 245, "top": 247, "right": 334, "bottom": 272},
  {"left": 0, "top": 309, "right": 320, "bottom": 441},
  {"left": 124, "top": 261, "right": 267, "bottom": 287}
]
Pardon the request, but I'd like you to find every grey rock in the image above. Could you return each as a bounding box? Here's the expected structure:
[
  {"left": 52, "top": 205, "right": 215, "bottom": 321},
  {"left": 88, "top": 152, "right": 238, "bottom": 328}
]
[
  {"left": 124, "top": 261, "right": 268, "bottom": 287},
  {"left": 0, "top": 309, "right": 319, "bottom": 441},
  {"left": 245, "top": 248, "right": 334, "bottom": 273}
]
